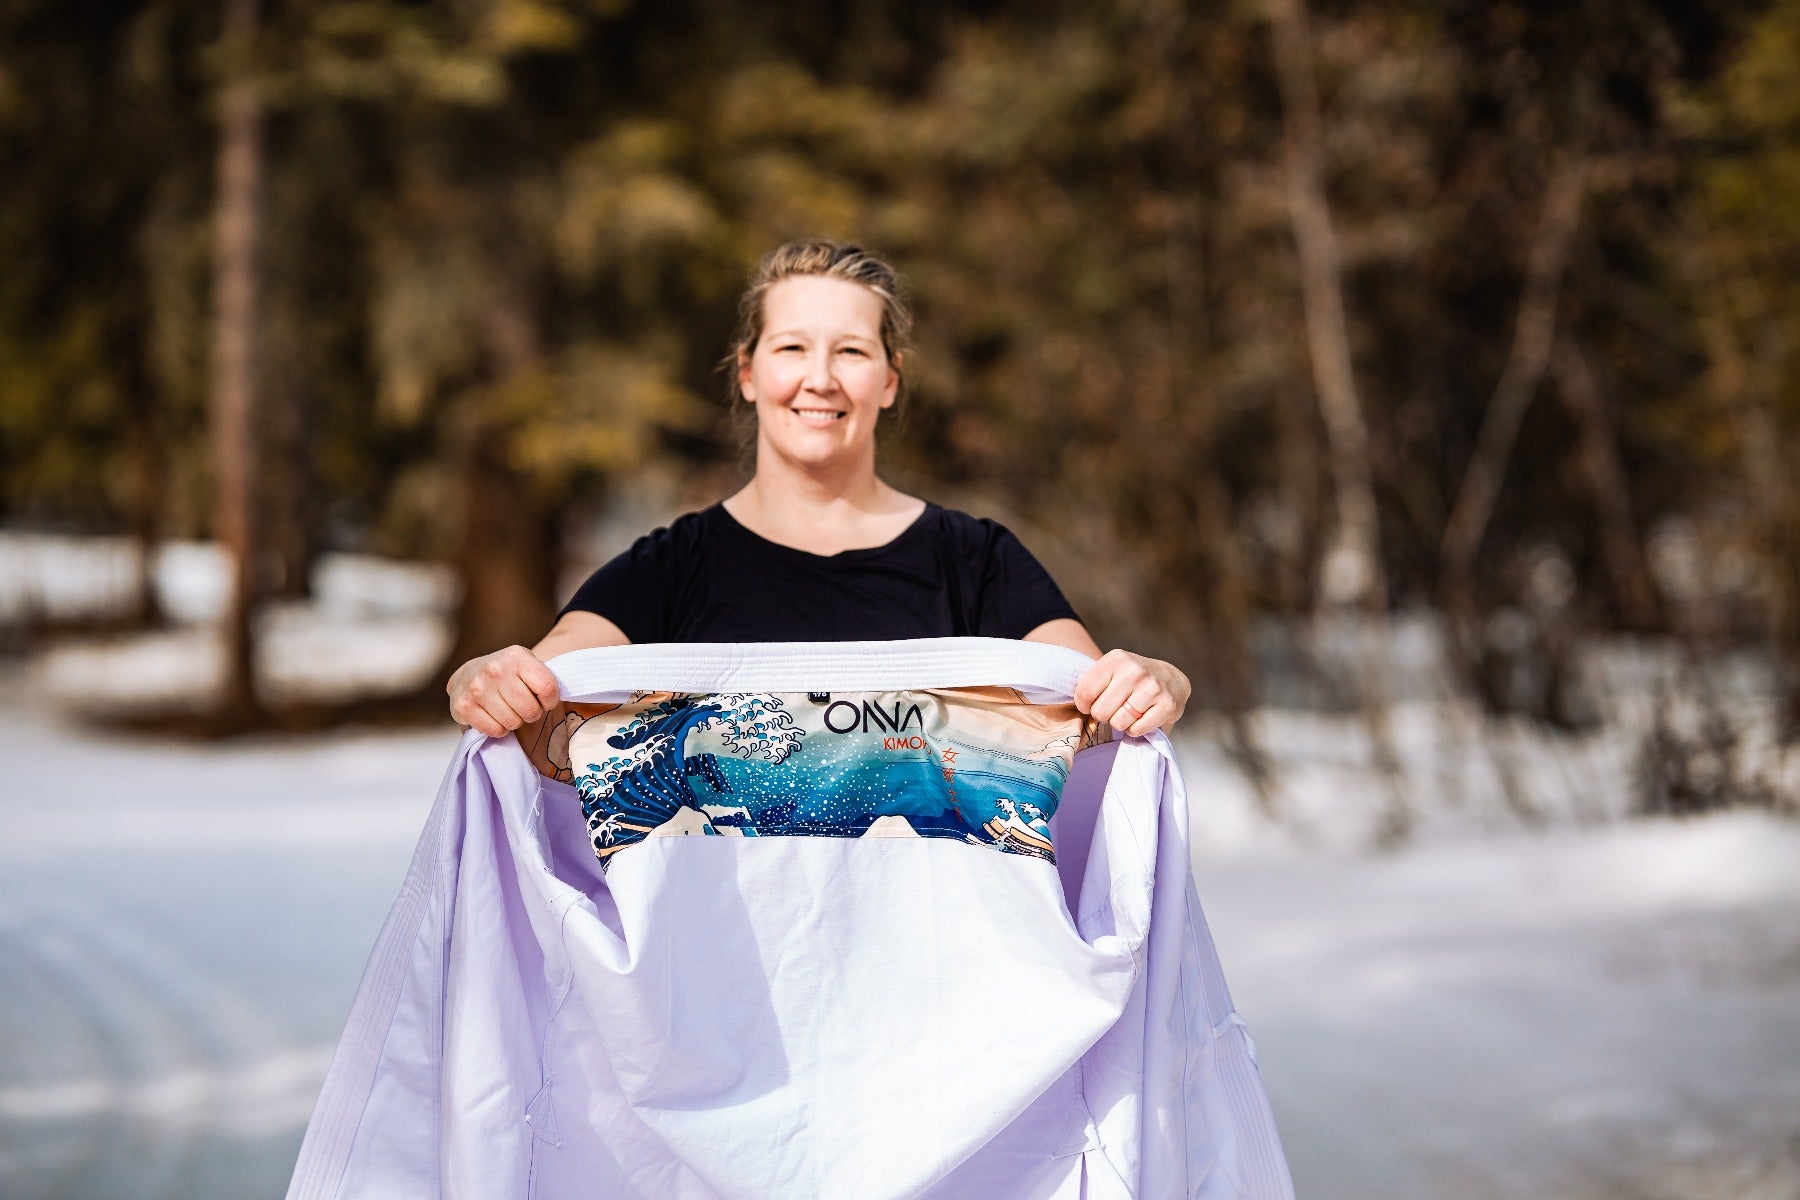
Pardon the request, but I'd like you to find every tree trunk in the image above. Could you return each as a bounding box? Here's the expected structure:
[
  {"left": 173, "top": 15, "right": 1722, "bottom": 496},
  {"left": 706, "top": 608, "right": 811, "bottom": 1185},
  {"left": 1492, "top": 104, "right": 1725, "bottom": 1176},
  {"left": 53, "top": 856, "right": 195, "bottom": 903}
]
[
  {"left": 115, "top": 262, "right": 166, "bottom": 630},
  {"left": 207, "top": 0, "right": 264, "bottom": 723},
  {"left": 1439, "top": 153, "right": 1589, "bottom": 617},
  {"left": 1686, "top": 220, "right": 1800, "bottom": 738},
  {"left": 125, "top": 385, "right": 166, "bottom": 629},
  {"left": 1166, "top": 210, "right": 1278, "bottom": 816},
  {"left": 435, "top": 284, "right": 561, "bottom": 684},
  {"left": 265, "top": 367, "right": 318, "bottom": 599},
  {"left": 1138, "top": 0, "right": 1279, "bottom": 818},
  {"left": 1550, "top": 336, "right": 1660, "bottom": 630},
  {"left": 1265, "top": 0, "right": 1408, "bottom": 846},
  {"left": 1265, "top": 0, "right": 1384, "bottom": 615},
  {"left": 439, "top": 412, "right": 561, "bottom": 676}
]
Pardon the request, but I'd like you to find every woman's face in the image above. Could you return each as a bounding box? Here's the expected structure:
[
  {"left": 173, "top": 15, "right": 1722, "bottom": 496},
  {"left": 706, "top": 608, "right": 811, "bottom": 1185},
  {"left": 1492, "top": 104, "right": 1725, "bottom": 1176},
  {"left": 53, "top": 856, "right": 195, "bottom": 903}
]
[{"left": 737, "top": 275, "right": 899, "bottom": 467}]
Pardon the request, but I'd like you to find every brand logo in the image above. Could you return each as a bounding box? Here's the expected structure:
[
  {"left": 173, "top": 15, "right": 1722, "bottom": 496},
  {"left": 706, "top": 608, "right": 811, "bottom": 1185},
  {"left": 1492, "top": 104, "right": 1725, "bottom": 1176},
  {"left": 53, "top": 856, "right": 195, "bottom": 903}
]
[{"left": 822, "top": 699, "right": 925, "bottom": 735}]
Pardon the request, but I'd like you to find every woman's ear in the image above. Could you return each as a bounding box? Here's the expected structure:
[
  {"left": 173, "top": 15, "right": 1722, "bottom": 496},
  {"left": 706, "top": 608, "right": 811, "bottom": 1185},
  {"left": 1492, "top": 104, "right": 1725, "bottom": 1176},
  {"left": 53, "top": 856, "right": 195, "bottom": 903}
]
[
  {"left": 737, "top": 345, "right": 754, "bottom": 400},
  {"left": 883, "top": 350, "right": 902, "bottom": 405}
]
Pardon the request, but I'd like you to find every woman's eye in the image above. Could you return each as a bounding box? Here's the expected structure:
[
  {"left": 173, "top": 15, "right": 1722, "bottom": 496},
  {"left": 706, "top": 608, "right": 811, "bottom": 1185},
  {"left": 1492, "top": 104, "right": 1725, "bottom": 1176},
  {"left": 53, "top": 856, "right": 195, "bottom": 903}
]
[{"left": 839, "top": 347, "right": 865, "bottom": 356}]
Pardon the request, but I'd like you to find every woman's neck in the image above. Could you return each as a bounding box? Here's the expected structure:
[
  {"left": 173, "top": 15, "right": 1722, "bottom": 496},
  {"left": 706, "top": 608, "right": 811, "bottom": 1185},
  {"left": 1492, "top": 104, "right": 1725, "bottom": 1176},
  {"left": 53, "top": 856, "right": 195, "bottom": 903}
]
[
  {"left": 725, "top": 465, "right": 921, "bottom": 552},
  {"left": 735, "top": 442, "right": 909, "bottom": 517}
]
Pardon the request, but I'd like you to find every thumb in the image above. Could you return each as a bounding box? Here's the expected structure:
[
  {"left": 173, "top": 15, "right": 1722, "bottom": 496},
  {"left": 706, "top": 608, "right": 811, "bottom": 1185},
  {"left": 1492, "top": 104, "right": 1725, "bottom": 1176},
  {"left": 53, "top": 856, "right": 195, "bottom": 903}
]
[
  {"left": 522, "top": 655, "right": 563, "bottom": 708},
  {"left": 1071, "top": 664, "right": 1103, "bottom": 712}
]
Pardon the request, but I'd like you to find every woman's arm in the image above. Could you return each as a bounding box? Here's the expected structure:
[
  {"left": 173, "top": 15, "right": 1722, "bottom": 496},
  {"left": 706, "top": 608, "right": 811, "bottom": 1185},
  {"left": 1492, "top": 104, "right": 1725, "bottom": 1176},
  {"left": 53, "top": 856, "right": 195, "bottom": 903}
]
[
  {"left": 1021, "top": 616, "right": 1103, "bottom": 659},
  {"left": 531, "top": 610, "right": 632, "bottom": 658}
]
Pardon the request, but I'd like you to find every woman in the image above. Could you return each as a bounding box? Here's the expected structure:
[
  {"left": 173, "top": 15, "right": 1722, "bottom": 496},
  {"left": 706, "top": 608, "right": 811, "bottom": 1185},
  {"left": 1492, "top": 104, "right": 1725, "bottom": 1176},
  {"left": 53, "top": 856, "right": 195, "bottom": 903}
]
[{"left": 447, "top": 238, "right": 1191, "bottom": 742}]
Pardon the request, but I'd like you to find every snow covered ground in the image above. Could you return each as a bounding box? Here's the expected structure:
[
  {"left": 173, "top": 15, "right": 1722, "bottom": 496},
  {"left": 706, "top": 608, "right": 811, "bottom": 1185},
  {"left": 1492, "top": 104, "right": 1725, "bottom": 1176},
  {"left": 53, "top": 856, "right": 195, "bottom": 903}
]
[
  {"left": 1228, "top": 815, "right": 1800, "bottom": 1200},
  {"left": 0, "top": 691, "right": 458, "bottom": 1198},
  {"left": 2, "top": 535, "right": 1798, "bottom": 1198},
  {"left": 2, "top": 534, "right": 455, "bottom": 710},
  {"left": 5, "top": 694, "right": 1797, "bottom": 1199}
]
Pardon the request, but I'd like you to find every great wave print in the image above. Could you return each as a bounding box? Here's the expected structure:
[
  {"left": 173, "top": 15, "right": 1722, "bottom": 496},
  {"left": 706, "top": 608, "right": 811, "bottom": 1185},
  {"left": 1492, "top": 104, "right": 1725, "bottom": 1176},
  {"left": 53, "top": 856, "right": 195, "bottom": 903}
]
[{"left": 563, "top": 686, "right": 1103, "bottom": 871}]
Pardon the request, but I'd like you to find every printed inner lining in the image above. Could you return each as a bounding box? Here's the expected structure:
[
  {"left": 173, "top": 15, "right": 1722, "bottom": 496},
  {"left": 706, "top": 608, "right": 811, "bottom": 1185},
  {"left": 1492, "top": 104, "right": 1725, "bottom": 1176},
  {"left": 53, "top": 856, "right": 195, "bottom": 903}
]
[{"left": 528, "top": 685, "right": 1109, "bottom": 870}]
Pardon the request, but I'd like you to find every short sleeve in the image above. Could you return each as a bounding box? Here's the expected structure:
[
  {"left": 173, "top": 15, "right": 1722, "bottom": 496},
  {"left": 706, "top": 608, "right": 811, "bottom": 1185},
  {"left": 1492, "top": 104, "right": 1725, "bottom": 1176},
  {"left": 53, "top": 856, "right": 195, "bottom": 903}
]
[
  {"left": 974, "top": 522, "right": 1083, "bottom": 639},
  {"left": 557, "top": 525, "right": 674, "bottom": 643}
]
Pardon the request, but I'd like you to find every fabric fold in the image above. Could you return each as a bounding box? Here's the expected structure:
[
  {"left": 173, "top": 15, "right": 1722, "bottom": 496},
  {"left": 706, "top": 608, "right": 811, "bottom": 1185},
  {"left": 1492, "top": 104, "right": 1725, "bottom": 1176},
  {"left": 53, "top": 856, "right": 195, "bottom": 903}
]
[{"left": 287, "top": 637, "right": 1295, "bottom": 1200}]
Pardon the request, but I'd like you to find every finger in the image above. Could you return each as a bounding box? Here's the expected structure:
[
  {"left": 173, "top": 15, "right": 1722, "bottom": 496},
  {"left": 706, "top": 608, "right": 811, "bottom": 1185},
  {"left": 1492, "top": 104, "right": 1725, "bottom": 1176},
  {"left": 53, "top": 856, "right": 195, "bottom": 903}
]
[
  {"left": 520, "top": 654, "right": 562, "bottom": 708},
  {"left": 449, "top": 691, "right": 484, "bottom": 733},
  {"left": 479, "top": 689, "right": 530, "bottom": 733},
  {"left": 1090, "top": 670, "right": 1151, "bottom": 725},
  {"left": 1117, "top": 695, "right": 1170, "bottom": 736},
  {"left": 494, "top": 676, "right": 549, "bottom": 725},
  {"left": 457, "top": 699, "right": 507, "bottom": 738},
  {"left": 1101, "top": 683, "right": 1159, "bottom": 734},
  {"left": 1071, "top": 664, "right": 1108, "bottom": 713},
  {"left": 1072, "top": 649, "right": 1132, "bottom": 711}
]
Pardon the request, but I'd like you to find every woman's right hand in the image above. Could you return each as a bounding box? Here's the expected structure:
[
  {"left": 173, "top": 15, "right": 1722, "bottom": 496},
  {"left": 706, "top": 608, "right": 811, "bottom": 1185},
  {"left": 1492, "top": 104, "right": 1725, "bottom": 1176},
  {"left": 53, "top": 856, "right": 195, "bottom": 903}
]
[{"left": 446, "top": 645, "right": 563, "bottom": 737}]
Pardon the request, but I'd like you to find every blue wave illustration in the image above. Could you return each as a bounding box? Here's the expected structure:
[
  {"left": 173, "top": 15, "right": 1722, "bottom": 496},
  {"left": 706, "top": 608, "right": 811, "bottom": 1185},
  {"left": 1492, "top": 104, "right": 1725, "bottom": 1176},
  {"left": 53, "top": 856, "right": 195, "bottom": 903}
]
[{"left": 574, "top": 692, "right": 1065, "bottom": 871}]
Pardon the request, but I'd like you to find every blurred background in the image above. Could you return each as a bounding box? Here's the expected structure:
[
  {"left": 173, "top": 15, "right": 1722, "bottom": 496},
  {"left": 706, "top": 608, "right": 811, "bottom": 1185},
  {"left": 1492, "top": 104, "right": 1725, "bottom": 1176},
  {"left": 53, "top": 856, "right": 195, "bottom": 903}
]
[{"left": 2, "top": 0, "right": 1798, "bottom": 1197}]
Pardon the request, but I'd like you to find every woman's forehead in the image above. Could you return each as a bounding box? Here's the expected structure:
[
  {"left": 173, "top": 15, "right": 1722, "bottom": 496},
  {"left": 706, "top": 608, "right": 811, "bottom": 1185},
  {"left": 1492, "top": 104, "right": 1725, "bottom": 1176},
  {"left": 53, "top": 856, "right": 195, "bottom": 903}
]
[{"left": 762, "top": 275, "right": 883, "bottom": 337}]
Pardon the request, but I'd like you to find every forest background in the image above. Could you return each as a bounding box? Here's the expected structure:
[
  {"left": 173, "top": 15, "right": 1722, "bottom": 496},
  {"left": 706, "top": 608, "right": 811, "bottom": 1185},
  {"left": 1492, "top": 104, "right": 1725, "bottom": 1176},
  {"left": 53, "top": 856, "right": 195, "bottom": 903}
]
[
  {"left": 6, "top": 3, "right": 1800, "bottom": 1197},
  {"left": 4, "top": 0, "right": 1800, "bottom": 816}
]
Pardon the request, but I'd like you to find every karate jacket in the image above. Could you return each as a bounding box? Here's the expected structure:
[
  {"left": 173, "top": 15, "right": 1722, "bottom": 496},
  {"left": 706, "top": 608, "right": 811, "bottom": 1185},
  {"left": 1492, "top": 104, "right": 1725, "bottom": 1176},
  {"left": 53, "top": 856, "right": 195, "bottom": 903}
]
[{"left": 286, "top": 637, "right": 1295, "bottom": 1199}]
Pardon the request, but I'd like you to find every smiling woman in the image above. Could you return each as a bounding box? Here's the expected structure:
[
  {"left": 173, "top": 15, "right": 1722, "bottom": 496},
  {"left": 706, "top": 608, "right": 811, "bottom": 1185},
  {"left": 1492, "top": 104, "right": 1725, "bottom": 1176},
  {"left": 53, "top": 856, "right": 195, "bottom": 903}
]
[
  {"left": 715, "top": 240, "right": 912, "bottom": 483},
  {"left": 444, "top": 236, "right": 1193, "bottom": 749},
  {"left": 732, "top": 271, "right": 902, "bottom": 485}
]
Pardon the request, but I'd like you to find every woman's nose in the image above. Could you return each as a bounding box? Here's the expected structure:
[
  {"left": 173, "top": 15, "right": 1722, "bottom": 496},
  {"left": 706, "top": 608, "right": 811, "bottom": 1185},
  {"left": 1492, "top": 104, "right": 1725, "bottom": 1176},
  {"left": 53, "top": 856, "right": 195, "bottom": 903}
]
[{"left": 805, "top": 350, "right": 835, "bottom": 392}]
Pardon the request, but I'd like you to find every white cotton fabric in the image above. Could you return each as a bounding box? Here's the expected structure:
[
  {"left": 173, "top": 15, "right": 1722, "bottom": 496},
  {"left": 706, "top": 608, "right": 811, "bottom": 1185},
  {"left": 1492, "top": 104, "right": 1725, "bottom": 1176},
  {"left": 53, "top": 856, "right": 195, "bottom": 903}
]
[{"left": 286, "top": 637, "right": 1295, "bottom": 1199}]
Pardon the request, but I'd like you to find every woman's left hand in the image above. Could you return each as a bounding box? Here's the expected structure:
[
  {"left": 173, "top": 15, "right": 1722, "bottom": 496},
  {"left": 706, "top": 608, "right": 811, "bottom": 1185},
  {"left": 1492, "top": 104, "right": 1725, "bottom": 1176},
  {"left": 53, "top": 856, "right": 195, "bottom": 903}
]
[{"left": 1071, "top": 649, "right": 1191, "bottom": 738}]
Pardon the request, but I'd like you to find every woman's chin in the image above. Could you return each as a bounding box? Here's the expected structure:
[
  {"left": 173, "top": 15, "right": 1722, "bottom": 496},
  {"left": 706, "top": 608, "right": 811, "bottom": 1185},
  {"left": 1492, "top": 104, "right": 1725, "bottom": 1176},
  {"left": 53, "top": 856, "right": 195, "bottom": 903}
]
[{"left": 763, "top": 435, "right": 869, "bottom": 467}]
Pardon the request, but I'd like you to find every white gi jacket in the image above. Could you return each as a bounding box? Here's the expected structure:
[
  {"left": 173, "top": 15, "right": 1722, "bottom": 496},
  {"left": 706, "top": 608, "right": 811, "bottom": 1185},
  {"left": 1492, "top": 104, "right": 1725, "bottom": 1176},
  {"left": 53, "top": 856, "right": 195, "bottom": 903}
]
[{"left": 286, "top": 638, "right": 1294, "bottom": 1199}]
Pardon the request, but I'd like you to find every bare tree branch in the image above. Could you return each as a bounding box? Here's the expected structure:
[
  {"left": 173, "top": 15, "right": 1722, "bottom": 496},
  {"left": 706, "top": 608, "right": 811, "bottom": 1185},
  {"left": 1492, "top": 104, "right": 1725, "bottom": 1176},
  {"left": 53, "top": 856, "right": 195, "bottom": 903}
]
[
  {"left": 1440, "top": 152, "right": 1590, "bottom": 601},
  {"left": 1265, "top": 0, "right": 1408, "bottom": 847},
  {"left": 1266, "top": 0, "right": 1384, "bottom": 613},
  {"left": 1550, "top": 335, "right": 1660, "bottom": 629}
]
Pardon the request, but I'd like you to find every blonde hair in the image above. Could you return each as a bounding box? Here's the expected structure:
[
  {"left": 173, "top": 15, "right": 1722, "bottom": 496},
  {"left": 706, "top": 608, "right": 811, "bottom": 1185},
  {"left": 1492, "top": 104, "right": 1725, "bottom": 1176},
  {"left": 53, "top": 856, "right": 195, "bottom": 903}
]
[{"left": 717, "top": 239, "right": 915, "bottom": 454}]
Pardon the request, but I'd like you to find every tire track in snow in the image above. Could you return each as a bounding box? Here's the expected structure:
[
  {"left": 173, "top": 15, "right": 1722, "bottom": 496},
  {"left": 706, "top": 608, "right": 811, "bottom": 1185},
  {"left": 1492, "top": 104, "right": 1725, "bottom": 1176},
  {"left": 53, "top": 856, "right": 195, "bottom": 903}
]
[
  {"left": 0, "top": 899, "right": 329, "bottom": 1200},
  {"left": 0, "top": 928, "right": 115, "bottom": 1199},
  {"left": 0, "top": 903, "right": 203, "bottom": 1199}
]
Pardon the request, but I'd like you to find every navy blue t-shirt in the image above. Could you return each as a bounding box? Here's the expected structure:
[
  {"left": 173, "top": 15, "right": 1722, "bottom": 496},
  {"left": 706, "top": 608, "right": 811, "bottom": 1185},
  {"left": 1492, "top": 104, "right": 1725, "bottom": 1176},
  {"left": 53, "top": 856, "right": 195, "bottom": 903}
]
[{"left": 557, "top": 500, "right": 1082, "bottom": 643}]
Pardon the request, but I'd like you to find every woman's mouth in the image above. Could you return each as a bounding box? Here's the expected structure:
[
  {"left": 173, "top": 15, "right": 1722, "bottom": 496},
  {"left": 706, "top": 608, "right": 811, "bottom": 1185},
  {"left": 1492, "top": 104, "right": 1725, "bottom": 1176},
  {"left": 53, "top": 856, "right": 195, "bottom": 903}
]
[{"left": 792, "top": 408, "right": 846, "bottom": 424}]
